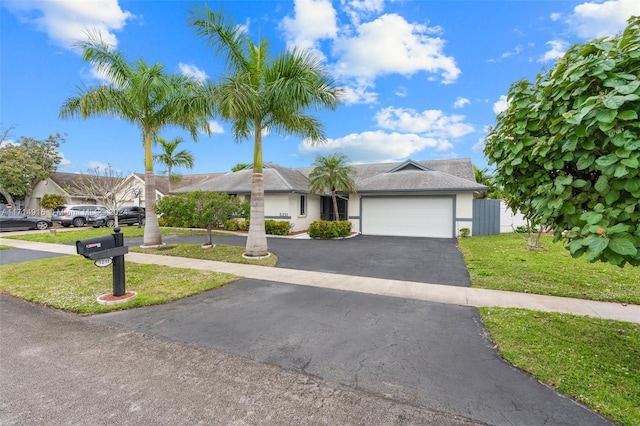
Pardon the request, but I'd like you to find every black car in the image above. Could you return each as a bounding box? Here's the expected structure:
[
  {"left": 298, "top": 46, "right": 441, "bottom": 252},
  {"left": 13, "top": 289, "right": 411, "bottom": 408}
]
[
  {"left": 87, "top": 206, "right": 145, "bottom": 228},
  {"left": 118, "top": 206, "right": 145, "bottom": 226},
  {"left": 0, "top": 210, "right": 52, "bottom": 231},
  {"left": 86, "top": 206, "right": 116, "bottom": 228}
]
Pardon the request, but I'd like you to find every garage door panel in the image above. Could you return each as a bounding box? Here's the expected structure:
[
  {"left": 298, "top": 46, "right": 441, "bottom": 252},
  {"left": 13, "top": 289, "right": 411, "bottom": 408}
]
[{"left": 362, "top": 197, "right": 453, "bottom": 238}]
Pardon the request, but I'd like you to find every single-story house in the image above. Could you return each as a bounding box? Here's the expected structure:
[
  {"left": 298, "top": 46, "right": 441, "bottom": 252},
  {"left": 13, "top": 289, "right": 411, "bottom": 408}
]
[
  {"left": 27, "top": 172, "right": 224, "bottom": 215},
  {"left": 176, "top": 158, "right": 488, "bottom": 238}
]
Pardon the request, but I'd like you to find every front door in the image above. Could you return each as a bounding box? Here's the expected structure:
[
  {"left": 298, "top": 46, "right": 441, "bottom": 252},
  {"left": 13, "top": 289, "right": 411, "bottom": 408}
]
[{"left": 320, "top": 196, "right": 348, "bottom": 221}]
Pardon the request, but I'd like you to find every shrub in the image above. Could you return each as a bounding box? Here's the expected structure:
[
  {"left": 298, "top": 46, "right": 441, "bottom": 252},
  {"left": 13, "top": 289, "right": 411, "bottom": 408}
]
[
  {"left": 238, "top": 219, "right": 250, "bottom": 231},
  {"left": 40, "top": 193, "right": 68, "bottom": 211},
  {"left": 224, "top": 219, "right": 240, "bottom": 231},
  {"left": 265, "top": 219, "right": 291, "bottom": 236},
  {"left": 309, "top": 220, "right": 352, "bottom": 239},
  {"left": 459, "top": 227, "right": 470, "bottom": 237}
]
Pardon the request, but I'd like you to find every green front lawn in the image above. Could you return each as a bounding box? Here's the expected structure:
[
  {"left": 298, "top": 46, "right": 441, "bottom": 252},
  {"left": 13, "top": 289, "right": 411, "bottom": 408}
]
[
  {"left": 0, "top": 255, "right": 238, "bottom": 314},
  {"left": 458, "top": 233, "right": 640, "bottom": 304},
  {"left": 129, "top": 244, "right": 278, "bottom": 267},
  {"left": 2, "top": 226, "right": 211, "bottom": 244},
  {"left": 481, "top": 308, "right": 639, "bottom": 426}
]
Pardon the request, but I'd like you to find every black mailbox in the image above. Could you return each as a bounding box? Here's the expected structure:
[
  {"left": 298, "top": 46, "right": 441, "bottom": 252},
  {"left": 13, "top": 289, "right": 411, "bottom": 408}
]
[{"left": 76, "top": 235, "right": 117, "bottom": 259}]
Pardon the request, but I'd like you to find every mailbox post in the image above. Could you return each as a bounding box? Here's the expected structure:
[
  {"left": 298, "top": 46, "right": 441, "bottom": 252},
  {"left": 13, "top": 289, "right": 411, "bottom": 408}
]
[{"left": 76, "top": 227, "right": 129, "bottom": 297}]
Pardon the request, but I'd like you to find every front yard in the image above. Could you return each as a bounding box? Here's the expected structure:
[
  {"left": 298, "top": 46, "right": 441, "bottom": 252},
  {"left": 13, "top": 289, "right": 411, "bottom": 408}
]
[{"left": 459, "top": 234, "right": 639, "bottom": 425}]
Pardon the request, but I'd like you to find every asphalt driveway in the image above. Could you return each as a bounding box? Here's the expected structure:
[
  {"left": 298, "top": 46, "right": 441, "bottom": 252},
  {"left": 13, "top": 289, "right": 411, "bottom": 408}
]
[{"left": 128, "top": 233, "right": 472, "bottom": 287}]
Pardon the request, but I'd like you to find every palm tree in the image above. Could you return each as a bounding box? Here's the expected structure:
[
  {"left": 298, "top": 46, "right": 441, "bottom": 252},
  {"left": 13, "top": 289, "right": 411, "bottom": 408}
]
[
  {"left": 308, "top": 153, "right": 358, "bottom": 221},
  {"left": 154, "top": 136, "right": 195, "bottom": 193},
  {"left": 59, "top": 34, "right": 212, "bottom": 247},
  {"left": 189, "top": 5, "right": 343, "bottom": 257}
]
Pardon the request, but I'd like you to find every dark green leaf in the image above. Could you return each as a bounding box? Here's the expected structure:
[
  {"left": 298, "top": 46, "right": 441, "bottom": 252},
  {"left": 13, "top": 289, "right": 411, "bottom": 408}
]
[
  {"left": 608, "top": 236, "right": 638, "bottom": 256},
  {"left": 589, "top": 237, "right": 609, "bottom": 257},
  {"left": 596, "top": 109, "right": 617, "bottom": 123},
  {"left": 618, "top": 110, "right": 638, "bottom": 120}
]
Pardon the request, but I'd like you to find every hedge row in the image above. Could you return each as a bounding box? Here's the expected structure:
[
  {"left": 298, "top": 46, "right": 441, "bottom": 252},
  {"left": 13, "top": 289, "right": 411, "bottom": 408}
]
[
  {"left": 309, "top": 220, "right": 351, "bottom": 239},
  {"left": 223, "top": 219, "right": 291, "bottom": 236}
]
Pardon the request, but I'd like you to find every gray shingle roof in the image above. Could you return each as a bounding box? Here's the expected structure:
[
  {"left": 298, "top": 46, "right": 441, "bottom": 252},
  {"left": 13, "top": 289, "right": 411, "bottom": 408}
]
[
  {"left": 175, "top": 158, "right": 486, "bottom": 194},
  {"left": 175, "top": 164, "right": 311, "bottom": 194},
  {"left": 133, "top": 173, "right": 225, "bottom": 195}
]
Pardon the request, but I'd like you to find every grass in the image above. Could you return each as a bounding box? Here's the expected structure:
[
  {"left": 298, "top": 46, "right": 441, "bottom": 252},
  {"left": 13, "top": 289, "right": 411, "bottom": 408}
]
[
  {"left": 458, "top": 233, "right": 640, "bottom": 304},
  {"left": 0, "top": 255, "right": 239, "bottom": 314},
  {"left": 129, "top": 243, "right": 278, "bottom": 267},
  {"left": 481, "top": 307, "right": 640, "bottom": 426},
  {"left": 0, "top": 245, "right": 13, "bottom": 250},
  {"left": 2, "top": 226, "right": 212, "bottom": 244}
]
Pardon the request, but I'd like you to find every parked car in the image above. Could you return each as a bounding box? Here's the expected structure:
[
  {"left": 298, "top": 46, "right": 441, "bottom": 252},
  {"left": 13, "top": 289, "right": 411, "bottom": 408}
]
[
  {"left": 117, "top": 206, "right": 145, "bottom": 226},
  {"left": 86, "top": 206, "right": 146, "bottom": 228},
  {"left": 0, "top": 210, "right": 52, "bottom": 231},
  {"left": 51, "top": 204, "right": 108, "bottom": 227},
  {"left": 86, "top": 206, "right": 116, "bottom": 228}
]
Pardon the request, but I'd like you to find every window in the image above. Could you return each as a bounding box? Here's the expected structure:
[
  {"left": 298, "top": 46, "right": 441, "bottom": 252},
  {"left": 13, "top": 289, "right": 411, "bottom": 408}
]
[{"left": 299, "top": 195, "right": 307, "bottom": 216}]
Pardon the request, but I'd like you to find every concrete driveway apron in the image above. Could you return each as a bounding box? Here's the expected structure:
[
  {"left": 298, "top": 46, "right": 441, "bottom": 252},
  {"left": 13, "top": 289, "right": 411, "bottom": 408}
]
[{"left": 88, "top": 235, "right": 611, "bottom": 426}]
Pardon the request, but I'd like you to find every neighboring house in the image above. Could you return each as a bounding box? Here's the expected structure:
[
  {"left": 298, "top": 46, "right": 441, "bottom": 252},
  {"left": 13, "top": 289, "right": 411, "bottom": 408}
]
[
  {"left": 115, "top": 173, "right": 225, "bottom": 208},
  {"left": 28, "top": 172, "right": 105, "bottom": 215},
  {"left": 177, "top": 158, "right": 488, "bottom": 238},
  {"left": 27, "top": 172, "right": 225, "bottom": 216}
]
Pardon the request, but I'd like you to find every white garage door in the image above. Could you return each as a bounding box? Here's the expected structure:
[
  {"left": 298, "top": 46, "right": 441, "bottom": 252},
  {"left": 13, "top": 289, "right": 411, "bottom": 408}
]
[{"left": 361, "top": 196, "right": 454, "bottom": 238}]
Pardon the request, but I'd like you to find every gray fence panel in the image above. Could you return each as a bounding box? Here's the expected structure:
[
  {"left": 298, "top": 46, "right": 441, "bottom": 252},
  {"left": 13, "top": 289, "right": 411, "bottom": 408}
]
[{"left": 472, "top": 199, "right": 500, "bottom": 235}]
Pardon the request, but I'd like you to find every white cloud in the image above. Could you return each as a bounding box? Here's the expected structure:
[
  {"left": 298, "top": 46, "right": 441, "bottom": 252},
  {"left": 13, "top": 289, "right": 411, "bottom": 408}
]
[
  {"left": 501, "top": 45, "right": 523, "bottom": 59},
  {"left": 207, "top": 121, "right": 225, "bottom": 135},
  {"left": 375, "top": 107, "right": 474, "bottom": 139},
  {"left": 333, "top": 14, "right": 460, "bottom": 84},
  {"left": 341, "top": 0, "right": 385, "bottom": 25},
  {"left": 453, "top": 97, "right": 470, "bottom": 109},
  {"left": 280, "top": 0, "right": 338, "bottom": 59},
  {"left": 568, "top": 0, "right": 640, "bottom": 39},
  {"left": 341, "top": 79, "right": 378, "bottom": 104},
  {"left": 472, "top": 137, "right": 485, "bottom": 153},
  {"left": 4, "top": 0, "right": 134, "bottom": 49},
  {"left": 298, "top": 130, "right": 451, "bottom": 163},
  {"left": 281, "top": 1, "right": 460, "bottom": 104},
  {"left": 550, "top": 12, "right": 562, "bottom": 22},
  {"left": 394, "top": 86, "right": 408, "bottom": 98},
  {"left": 179, "top": 63, "right": 208, "bottom": 83},
  {"left": 88, "top": 161, "right": 110, "bottom": 171},
  {"left": 539, "top": 39, "right": 569, "bottom": 62},
  {"left": 493, "top": 95, "right": 509, "bottom": 115}
]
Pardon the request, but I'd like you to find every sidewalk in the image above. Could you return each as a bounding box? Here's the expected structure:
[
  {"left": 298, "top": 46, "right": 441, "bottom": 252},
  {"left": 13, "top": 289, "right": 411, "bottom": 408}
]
[{"left": 1, "top": 237, "right": 638, "bottom": 324}]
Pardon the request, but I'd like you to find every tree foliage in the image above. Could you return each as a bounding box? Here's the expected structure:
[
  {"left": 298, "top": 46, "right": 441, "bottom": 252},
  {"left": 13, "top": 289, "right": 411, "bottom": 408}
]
[
  {"left": 308, "top": 153, "right": 358, "bottom": 220},
  {"left": 153, "top": 136, "right": 195, "bottom": 193},
  {"left": 59, "top": 33, "right": 212, "bottom": 247},
  {"left": 40, "top": 193, "right": 68, "bottom": 210},
  {"left": 0, "top": 134, "right": 64, "bottom": 204},
  {"left": 484, "top": 17, "right": 640, "bottom": 266},
  {"left": 155, "top": 191, "right": 249, "bottom": 246},
  {"left": 189, "top": 5, "right": 343, "bottom": 256}
]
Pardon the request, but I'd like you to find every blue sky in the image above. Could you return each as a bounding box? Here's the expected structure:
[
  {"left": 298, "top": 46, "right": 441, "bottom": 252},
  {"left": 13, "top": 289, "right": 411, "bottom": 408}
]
[{"left": 2, "top": 0, "right": 639, "bottom": 176}]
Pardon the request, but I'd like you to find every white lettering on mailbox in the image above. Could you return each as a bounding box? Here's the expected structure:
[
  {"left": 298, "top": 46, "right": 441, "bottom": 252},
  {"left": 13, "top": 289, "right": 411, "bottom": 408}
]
[{"left": 86, "top": 243, "right": 102, "bottom": 249}]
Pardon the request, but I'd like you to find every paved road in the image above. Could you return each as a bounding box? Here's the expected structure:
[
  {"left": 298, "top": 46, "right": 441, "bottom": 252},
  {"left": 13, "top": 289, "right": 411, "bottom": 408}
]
[
  {"left": 0, "top": 294, "right": 479, "bottom": 426},
  {"left": 0, "top": 234, "right": 615, "bottom": 425}
]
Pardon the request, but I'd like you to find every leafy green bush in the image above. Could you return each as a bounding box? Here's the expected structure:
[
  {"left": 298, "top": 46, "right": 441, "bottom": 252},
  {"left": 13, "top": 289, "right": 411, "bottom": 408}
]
[
  {"left": 223, "top": 219, "right": 240, "bottom": 231},
  {"left": 40, "top": 193, "right": 67, "bottom": 211},
  {"left": 265, "top": 219, "right": 291, "bottom": 235},
  {"left": 238, "top": 219, "right": 250, "bottom": 231},
  {"left": 484, "top": 17, "right": 640, "bottom": 266},
  {"left": 309, "top": 220, "right": 351, "bottom": 239}
]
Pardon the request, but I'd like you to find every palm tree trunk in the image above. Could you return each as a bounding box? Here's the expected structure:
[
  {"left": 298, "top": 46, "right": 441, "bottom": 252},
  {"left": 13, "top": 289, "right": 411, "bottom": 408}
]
[
  {"left": 245, "top": 171, "right": 268, "bottom": 256},
  {"left": 142, "top": 132, "right": 162, "bottom": 247},
  {"left": 245, "top": 126, "right": 268, "bottom": 257},
  {"left": 142, "top": 171, "right": 162, "bottom": 246},
  {"left": 331, "top": 190, "right": 339, "bottom": 221}
]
